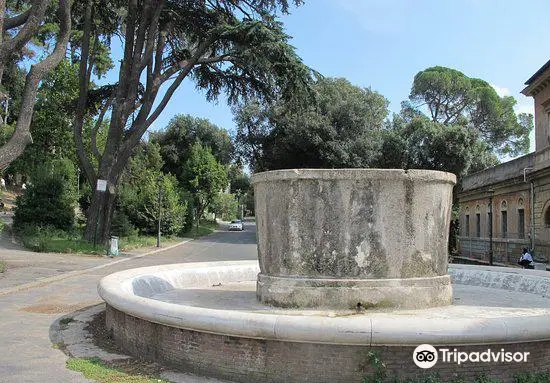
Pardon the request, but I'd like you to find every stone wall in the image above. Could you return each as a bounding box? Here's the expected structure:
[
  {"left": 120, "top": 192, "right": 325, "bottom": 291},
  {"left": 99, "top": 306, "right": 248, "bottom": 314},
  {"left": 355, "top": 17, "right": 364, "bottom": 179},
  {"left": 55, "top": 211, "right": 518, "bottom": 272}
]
[
  {"left": 534, "top": 82, "right": 550, "bottom": 152},
  {"left": 106, "top": 305, "right": 550, "bottom": 383}
]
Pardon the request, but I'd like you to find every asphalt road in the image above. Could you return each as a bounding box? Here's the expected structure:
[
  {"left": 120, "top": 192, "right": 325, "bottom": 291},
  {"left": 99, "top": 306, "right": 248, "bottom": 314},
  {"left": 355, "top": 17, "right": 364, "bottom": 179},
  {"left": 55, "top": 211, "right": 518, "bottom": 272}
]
[
  {"left": 105, "top": 220, "right": 258, "bottom": 275},
  {"left": 0, "top": 221, "right": 259, "bottom": 383}
]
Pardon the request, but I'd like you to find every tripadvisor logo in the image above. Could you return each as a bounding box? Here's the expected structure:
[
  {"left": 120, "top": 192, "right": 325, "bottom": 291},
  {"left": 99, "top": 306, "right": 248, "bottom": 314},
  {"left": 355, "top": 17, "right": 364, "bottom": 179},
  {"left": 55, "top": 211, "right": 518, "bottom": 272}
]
[
  {"left": 413, "top": 344, "right": 529, "bottom": 369},
  {"left": 413, "top": 344, "right": 438, "bottom": 369}
]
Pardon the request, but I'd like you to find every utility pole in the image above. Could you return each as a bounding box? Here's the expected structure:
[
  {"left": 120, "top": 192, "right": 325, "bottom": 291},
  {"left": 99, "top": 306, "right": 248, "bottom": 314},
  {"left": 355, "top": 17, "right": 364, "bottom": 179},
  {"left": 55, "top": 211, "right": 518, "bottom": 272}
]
[
  {"left": 236, "top": 189, "right": 242, "bottom": 220},
  {"left": 157, "top": 176, "right": 163, "bottom": 247},
  {"left": 488, "top": 190, "right": 494, "bottom": 266}
]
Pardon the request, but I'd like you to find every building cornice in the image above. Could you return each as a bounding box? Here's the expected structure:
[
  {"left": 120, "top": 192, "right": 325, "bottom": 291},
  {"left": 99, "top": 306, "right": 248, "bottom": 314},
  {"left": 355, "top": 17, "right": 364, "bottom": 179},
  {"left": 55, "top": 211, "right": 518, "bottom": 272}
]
[{"left": 522, "top": 61, "right": 550, "bottom": 97}]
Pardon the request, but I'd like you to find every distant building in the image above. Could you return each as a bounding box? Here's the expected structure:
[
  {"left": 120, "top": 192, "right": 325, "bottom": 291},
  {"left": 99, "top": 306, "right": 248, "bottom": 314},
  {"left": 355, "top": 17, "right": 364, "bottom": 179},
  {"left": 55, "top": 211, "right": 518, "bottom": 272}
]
[{"left": 458, "top": 59, "right": 550, "bottom": 263}]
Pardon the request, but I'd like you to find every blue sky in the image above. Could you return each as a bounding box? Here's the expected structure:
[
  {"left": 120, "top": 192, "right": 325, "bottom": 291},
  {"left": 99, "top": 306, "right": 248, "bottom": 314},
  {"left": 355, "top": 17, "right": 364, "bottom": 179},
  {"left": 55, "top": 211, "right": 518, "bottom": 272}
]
[{"left": 109, "top": 0, "right": 550, "bottom": 151}]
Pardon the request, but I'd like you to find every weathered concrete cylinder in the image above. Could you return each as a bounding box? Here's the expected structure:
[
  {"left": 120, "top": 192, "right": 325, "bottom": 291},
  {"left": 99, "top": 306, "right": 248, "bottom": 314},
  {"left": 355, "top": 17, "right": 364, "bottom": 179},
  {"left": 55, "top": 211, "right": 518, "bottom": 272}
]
[{"left": 252, "top": 169, "right": 457, "bottom": 309}]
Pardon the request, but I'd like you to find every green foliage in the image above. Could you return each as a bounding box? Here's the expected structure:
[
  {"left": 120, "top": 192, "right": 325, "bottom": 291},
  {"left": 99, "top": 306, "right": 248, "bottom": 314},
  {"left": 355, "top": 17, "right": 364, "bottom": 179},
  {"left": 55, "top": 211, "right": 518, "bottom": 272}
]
[
  {"left": 66, "top": 358, "right": 170, "bottom": 383},
  {"left": 235, "top": 77, "right": 389, "bottom": 171},
  {"left": 13, "top": 158, "right": 77, "bottom": 231},
  {"left": 1, "top": 59, "right": 26, "bottom": 124},
  {"left": 183, "top": 142, "right": 228, "bottom": 221},
  {"left": 180, "top": 188, "right": 196, "bottom": 232},
  {"left": 109, "top": 211, "right": 136, "bottom": 238},
  {"left": 211, "top": 193, "right": 239, "bottom": 221},
  {"left": 15, "top": 225, "right": 180, "bottom": 254},
  {"left": 228, "top": 165, "right": 251, "bottom": 194},
  {"left": 151, "top": 114, "right": 234, "bottom": 184},
  {"left": 0, "top": 123, "right": 15, "bottom": 147},
  {"left": 9, "top": 60, "right": 80, "bottom": 174},
  {"left": 243, "top": 190, "right": 255, "bottom": 216},
  {"left": 362, "top": 351, "right": 388, "bottom": 383},
  {"left": 117, "top": 144, "right": 187, "bottom": 235},
  {"left": 73, "top": 0, "right": 316, "bottom": 240},
  {"left": 408, "top": 66, "right": 532, "bottom": 158},
  {"left": 514, "top": 371, "right": 550, "bottom": 382},
  {"left": 377, "top": 114, "right": 500, "bottom": 178},
  {"left": 181, "top": 219, "right": 219, "bottom": 238},
  {"left": 16, "top": 226, "right": 100, "bottom": 254},
  {"left": 179, "top": 1, "right": 316, "bottom": 106},
  {"left": 360, "top": 351, "right": 529, "bottom": 383},
  {"left": 401, "top": 117, "right": 473, "bottom": 176}
]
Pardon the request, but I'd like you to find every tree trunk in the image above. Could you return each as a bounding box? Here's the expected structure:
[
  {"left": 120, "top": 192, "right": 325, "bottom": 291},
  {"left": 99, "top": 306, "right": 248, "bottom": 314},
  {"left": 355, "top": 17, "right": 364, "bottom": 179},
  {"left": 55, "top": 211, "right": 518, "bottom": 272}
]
[
  {"left": 0, "top": 0, "right": 70, "bottom": 171},
  {"left": 83, "top": 184, "right": 117, "bottom": 244},
  {"left": 81, "top": 136, "right": 132, "bottom": 243}
]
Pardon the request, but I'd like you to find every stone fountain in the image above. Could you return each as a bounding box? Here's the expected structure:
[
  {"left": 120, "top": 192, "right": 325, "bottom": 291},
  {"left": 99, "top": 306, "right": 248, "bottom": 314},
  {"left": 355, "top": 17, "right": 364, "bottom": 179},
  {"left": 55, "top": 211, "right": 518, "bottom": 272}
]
[
  {"left": 253, "top": 169, "right": 455, "bottom": 309},
  {"left": 98, "top": 168, "right": 550, "bottom": 383}
]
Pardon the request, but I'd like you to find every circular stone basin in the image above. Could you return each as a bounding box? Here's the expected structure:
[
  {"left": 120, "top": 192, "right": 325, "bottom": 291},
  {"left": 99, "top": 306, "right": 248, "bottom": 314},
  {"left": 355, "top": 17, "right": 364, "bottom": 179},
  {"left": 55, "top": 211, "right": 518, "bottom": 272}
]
[
  {"left": 99, "top": 261, "right": 550, "bottom": 383},
  {"left": 251, "top": 169, "right": 456, "bottom": 309}
]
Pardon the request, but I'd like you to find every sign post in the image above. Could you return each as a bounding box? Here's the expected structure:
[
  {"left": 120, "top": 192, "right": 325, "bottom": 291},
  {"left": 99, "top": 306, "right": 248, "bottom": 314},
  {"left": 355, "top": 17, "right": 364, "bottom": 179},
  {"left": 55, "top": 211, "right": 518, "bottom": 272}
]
[{"left": 94, "top": 179, "right": 108, "bottom": 249}]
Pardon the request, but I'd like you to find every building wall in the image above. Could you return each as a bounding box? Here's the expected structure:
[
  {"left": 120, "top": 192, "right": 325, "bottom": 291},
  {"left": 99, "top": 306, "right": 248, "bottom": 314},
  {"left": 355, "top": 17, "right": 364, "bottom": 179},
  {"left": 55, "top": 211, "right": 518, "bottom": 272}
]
[
  {"left": 457, "top": 169, "right": 550, "bottom": 263},
  {"left": 458, "top": 60, "right": 550, "bottom": 264},
  {"left": 532, "top": 172, "right": 550, "bottom": 260},
  {"left": 534, "top": 84, "right": 550, "bottom": 151},
  {"left": 458, "top": 177, "right": 533, "bottom": 263}
]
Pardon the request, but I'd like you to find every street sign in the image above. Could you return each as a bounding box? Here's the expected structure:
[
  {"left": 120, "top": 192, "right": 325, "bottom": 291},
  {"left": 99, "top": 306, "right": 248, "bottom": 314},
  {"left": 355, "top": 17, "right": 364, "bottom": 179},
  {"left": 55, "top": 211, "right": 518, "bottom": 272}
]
[{"left": 96, "top": 179, "right": 107, "bottom": 192}]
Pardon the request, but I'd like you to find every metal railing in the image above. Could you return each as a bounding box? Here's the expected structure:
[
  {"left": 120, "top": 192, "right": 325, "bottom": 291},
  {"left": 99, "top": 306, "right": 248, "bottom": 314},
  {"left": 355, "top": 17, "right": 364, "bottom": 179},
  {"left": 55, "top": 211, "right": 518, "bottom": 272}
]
[{"left": 457, "top": 233, "right": 530, "bottom": 265}]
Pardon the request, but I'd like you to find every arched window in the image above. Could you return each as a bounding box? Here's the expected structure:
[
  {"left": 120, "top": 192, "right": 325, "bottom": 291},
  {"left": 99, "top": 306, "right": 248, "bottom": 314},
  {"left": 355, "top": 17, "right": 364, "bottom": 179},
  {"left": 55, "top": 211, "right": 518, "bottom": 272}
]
[
  {"left": 464, "top": 207, "right": 470, "bottom": 236},
  {"left": 545, "top": 207, "right": 550, "bottom": 228},
  {"left": 475, "top": 205, "right": 481, "bottom": 237},
  {"left": 500, "top": 200, "right": 508, "bottom": 238},
  {"left": 518, "top": 199, "right": 525, "bottom": 239}
]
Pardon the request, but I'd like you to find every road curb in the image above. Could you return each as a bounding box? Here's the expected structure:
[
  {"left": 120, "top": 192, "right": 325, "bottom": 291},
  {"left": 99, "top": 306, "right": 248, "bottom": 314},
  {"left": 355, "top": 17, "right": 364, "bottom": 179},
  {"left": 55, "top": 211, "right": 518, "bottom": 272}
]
[{"left": 0, "top": 239, "right": 193, "bottom": 297}]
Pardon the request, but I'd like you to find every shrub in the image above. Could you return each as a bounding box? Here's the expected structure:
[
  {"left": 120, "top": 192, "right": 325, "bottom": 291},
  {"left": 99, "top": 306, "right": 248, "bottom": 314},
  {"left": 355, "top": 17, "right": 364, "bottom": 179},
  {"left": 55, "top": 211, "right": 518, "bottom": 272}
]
[
  {"left": 13, "top": 159, "right": 77, "bottom": 231},
  {"left": 110, "top": 211, "right": 136, "bottom": 237},
  {"left": 118, "top": 173, "right": 187, "bottom": 235}
]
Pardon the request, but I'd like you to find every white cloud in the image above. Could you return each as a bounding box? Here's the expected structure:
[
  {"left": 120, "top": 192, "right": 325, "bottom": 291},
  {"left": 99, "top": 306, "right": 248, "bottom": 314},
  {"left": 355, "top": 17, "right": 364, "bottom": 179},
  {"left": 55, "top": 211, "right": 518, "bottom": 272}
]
[
  {"left": 514, "top": 103, "right": 534, "bottom": 116},
  {"left": 490, "top": 84, "right": 511, "bottom": 97}
]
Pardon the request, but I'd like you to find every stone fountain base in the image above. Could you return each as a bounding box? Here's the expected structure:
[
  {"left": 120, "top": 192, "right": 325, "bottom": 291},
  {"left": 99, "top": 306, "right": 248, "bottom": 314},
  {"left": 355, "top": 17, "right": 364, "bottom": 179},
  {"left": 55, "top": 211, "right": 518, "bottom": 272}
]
[
  {"left": 257, "top": 273, "right": 452, "bottom": 309},
  {"left": 99, "top": 261, "right": 550, "bottom": 383}
]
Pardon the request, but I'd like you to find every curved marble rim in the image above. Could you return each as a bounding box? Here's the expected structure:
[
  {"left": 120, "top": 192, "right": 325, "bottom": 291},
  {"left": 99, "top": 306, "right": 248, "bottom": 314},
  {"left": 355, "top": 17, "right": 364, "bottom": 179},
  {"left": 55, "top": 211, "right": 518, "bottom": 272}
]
[
  {"left": 98, "top": 261, "right": 550, "bottom": 346},
  {"left": 250, "top": 168, "right": 457, "bottom": 186}
]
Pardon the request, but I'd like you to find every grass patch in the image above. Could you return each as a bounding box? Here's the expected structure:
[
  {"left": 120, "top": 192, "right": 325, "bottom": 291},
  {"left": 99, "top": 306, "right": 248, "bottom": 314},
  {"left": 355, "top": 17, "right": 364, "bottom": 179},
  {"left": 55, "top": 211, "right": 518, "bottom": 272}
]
[
  {"left": 118, "top": 235, "right": 159, "bottom": 251},
  {"left": 0, "top": 261, "right": 5, "bottom": 273},
  {"left": 67, "top": 358, "right": 170, "bottom": 383},
  {"left": 17, "top": 227, "right": 105, "bottom": 255},
  {"left": 15, "top": 226, "right": 185, "bottom": 255},
  {"left": 52, "top": 342, "right": 65, "bottom": 350},
  {"left": 181, "top": 220, "right": 218, "bottom": 238}
]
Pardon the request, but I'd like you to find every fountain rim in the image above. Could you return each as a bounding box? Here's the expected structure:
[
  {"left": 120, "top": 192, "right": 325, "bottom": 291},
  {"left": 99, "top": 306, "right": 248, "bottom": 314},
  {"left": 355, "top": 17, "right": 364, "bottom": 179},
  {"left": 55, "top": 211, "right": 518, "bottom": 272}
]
[
  {"left": 250, "top": 168, "right": 457, "bottom": 186},
  {"left": 98, "top": 260, "right": 550, "bottom": 346}
]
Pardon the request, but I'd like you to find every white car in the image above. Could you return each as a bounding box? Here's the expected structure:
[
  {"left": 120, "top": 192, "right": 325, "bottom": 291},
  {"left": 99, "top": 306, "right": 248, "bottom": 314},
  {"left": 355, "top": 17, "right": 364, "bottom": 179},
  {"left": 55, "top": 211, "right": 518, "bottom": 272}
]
[{"left": 228, "top": 220, "right": 244, "bottom": 231}]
